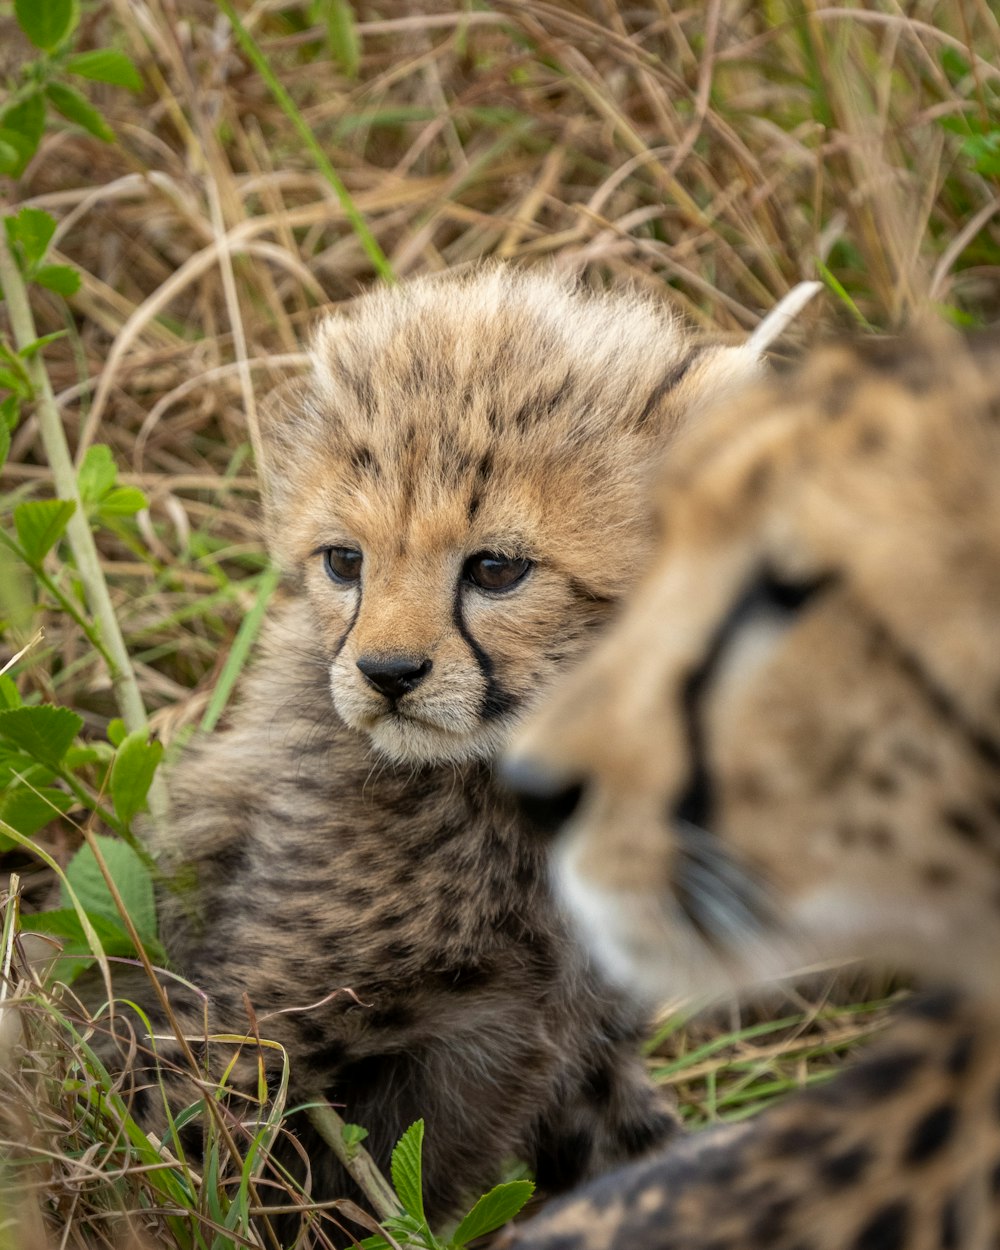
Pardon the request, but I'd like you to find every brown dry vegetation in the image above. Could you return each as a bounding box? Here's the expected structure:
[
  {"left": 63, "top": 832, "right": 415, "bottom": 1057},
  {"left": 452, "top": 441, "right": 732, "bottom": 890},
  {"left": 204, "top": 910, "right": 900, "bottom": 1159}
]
[{"left": 1, "top": 1, "right": 999, "bottom": 1246}]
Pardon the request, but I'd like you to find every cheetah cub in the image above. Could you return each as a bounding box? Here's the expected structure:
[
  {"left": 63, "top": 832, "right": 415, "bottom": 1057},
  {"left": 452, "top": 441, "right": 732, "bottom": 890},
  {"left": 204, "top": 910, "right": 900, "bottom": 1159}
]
[
  {"left": 150, "top": 267, "right": 761, "bottom": 1231},
  {"left": 505, "top": 328, "right": 1000, "bottom": 1249}
]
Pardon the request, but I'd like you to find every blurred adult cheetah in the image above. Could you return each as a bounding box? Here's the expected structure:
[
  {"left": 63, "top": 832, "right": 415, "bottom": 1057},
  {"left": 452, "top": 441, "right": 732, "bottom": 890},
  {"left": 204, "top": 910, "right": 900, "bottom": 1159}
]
[
  {"left": 140, "top": 267, "right": 762, "bottom": 1234},
  {"left": 505, "top": 327, "right": 1000, "bottom": 1249}
]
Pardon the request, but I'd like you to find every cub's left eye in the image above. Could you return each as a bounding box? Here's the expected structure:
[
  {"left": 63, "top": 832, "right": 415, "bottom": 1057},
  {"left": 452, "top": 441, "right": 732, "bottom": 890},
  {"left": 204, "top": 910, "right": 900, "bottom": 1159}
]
[
  {"left": 463, "top": 552, "right": 533, "bottom": 592},
  {"left": 323, "top": 546, "right": 363, "bottom": 583}
]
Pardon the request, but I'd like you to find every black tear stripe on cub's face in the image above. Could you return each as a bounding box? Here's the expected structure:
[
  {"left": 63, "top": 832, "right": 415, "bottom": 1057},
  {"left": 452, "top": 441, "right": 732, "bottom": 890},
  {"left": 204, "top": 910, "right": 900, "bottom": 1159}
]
[{"left": 259, "top": 268, "right": 763, "bottom": 768}]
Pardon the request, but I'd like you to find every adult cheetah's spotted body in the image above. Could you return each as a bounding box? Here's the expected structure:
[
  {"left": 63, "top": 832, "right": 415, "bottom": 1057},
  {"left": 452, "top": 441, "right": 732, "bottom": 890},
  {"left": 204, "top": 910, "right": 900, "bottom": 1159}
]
[{"left": 505, "top": 328, "right": 1000, "bottom": 1250}]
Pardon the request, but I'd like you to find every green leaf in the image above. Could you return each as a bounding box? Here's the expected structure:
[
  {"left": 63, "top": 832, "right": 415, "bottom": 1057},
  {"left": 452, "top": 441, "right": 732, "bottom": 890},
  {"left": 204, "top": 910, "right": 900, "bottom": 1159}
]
[
  {"left": 0, "top": 783, "right": 73, "bottom": 838},
  {"left": 0, "top": 127, "right": 37, "bottom": 178},
  {"left": 27, "top": 908, "right": 133, "bottom": 949},
  {"left": 341, "top": 1121, "right": 369, "bottom": 1162},
  {"left": 0, "top": 421, "right": 10, "bottom": 472},
  {"left": 61, "top": 834, "right": 158, "bottom": 945},
  {"left": 25, "top": 906, "right": 137, "bottom": 982},
  {"left": 0, "top": 705, "right": 82, "bottom": 771},
  {"left": 1, "top": 93, "right": 46, "bottom": 149},
  {"left": 961, "top": 131, "right": 1000, "bottom": 177},
  {"left": 19, "top": 330, "right": 67, "bottom": 360},
  {"left": 324, "top": 0, "right": 360, "bottom": 77},
  {"left": 0, "top": 93, "right": 46, "bottom": 175},
  {"left": 391, "top": 1120, "right": 426, "bottom": 1224},
  {"left": 0, "top": 364, "right": 31, "bottom": 400},
  {"left": 66, "top": 49, "right": 144, "bottom": 92},
  {"left": 13, "top": 498, "right": 76, "bottom": 563},
  {"left": 5, "top": 206, "right": 56, "bottom": 270},
  {"left": 15, "top": 0, "right": 77, "bottom": 51},
  {"left": 450, "top": 1180, "right": 536, "bottom": 1247},
  {"left": 106, "top": 718, "right": 126, "bottom": 748},
  {"left": 45, "top": 82, "right": 115, "bottom": 143},
  {"left": 77, "top": 444, "right": 117, "bottom": 505},
  {"left": 1, "top": 395, "right": 20, "bottom": 430},
  {"left": 0, "top": 676, "right": 22, "bottom": 710},
  {"left": 109, "top": 729, "right": 163, "bottom": 826},
  {"left": 34, "top": 264, "right": 80, "bottom": 296},
  {"left": 97, "top": 485, "right": 147, "bottom": 517}
]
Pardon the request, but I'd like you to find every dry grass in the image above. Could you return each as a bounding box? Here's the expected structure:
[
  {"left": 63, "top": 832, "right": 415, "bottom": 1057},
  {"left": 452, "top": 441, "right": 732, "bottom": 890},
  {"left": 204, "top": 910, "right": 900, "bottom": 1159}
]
[{"left": 1, "top": 0, "right": 999, "bottom": 1245}]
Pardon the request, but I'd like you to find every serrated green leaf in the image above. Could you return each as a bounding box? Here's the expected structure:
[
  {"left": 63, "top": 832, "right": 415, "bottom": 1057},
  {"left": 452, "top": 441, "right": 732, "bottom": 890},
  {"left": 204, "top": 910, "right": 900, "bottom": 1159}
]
[
  {"left": 106, "top": 718, "right": 126, "bottom": 747},
  {"left": 110, "top": 729, "right": 163, "bottom": 826},
  {"left": 0, "top": 705, "right": 82, "bottom": 771},
  {"left": 324, "top": 0, "right": 360, "bottom": 77},
  {"left": 26, "top": 907, "right": 132, "bottom": 948},
  {"left": 0, "top": 130, "right": 34, "bottom": 177},
  {"left": 26, "top": 906, "right": 137, "bottom": 982},
  {"left": 0, "top": 677, "right": 21, "bottom": 710},
  {"left": 1, "top": 93, "right": 46, "bottom": 148},
  {"left": 65, "top": 48, "right": 144, "bottom": 92},
  {"left": 5, "top": 206, "right": 56, "bottom": 270},
  {"left": 0, "top": 783, "right": 73, "bottom": 838},
  {"left": 45, "top": 82, "right": 115, "bottom": 143},
  {"left": 77, "top": 444, "right": 117, "bottom": 505},
  {"left": 450, "top": 1180, "right": 535, "bottom": 1247},
  {"left": 34, "top": 264, "right": 80, "bottom": 296},
  {"left": 391, "top": 1119, "right": 426, "bottom": 1224},
  {"left": 15, "top": 0, "right": 77, "bottom": 51},
  {"left": 13, "top": 498, "right": 76, "bottom": 563},
  {"left": 98, "top": 485, "right": 147, "bottom": 517},
  {"left": 61, "top": 834, "right": 157, "bottom": 945}
]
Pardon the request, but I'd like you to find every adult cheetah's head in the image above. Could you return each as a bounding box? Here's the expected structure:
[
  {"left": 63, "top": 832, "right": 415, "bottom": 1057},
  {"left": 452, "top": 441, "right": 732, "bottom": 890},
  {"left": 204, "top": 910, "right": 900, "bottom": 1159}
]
[
  {"left": 506, "top": 326, "right": 1000, "bottom": 1004},
  {"left": 259, "top": 266, "right": 759, "bottom": 766}
]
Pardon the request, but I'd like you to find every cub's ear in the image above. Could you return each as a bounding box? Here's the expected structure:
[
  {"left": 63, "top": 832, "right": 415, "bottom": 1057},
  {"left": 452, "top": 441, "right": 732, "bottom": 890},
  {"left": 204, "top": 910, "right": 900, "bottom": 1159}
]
[{"left": 646, "top": 342, "right": 766, "bottom": 444}]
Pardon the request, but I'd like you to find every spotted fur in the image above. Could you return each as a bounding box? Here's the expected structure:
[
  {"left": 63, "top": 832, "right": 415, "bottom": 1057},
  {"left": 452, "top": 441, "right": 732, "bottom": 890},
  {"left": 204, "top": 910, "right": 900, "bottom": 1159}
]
[
  {"left": 134, "top": 266, "right": 761, "bottom": 1238},
  {"left": 504, "top": 327, "right": 1000, "bottom": 1248}
]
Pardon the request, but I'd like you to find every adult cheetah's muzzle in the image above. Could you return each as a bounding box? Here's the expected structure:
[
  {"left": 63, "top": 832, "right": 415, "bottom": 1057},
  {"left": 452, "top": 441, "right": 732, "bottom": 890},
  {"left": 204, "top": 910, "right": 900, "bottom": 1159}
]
[{"left": 502, "top": 757, "right": 585, "bottom": 833}]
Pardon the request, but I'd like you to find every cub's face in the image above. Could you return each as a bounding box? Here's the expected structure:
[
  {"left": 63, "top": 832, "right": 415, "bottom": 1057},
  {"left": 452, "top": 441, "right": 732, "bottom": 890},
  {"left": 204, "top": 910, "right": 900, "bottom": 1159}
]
[
  {"left": 261, "top": 267, "right": 760, "bottom": 765},
  {"left": 506, "top": 330, "right": 1000, "bottom": 1001}
]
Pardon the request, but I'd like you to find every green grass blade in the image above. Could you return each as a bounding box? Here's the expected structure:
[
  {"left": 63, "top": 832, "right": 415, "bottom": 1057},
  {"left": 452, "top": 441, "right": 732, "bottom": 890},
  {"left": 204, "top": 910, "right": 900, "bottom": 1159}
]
[{"left": 212, "top": 0, "right": 394, "bottom": 283}]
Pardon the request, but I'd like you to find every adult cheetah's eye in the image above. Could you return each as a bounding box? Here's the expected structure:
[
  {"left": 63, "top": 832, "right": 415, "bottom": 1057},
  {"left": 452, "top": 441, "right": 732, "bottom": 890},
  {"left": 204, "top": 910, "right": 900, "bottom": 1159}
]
[
  {"left": 323, "top": 546, "right": 363, "bottom": 584},
  {"left": 463, "top": 552, "right": 533, "bottom": 592}
]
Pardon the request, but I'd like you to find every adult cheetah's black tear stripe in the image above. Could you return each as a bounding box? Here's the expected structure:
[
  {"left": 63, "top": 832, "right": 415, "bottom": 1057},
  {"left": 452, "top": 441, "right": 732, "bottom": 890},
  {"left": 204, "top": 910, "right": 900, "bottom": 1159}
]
[
  {"left": 451, "top": 583, "right": 519, "bottom": 721},
  {"left": 672, "top": 566, "right": 838, "bottom": 831}
]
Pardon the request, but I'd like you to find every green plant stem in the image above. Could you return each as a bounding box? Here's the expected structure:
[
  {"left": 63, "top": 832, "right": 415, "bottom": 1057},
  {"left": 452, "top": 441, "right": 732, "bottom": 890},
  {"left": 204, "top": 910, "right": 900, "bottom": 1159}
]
[
  {"left": 0, "top": 228, "right": 165, "bottom": 819},
  {"left": 0, "top": 529, "right": 116, "bottom": 672},
  {"left": 213, "top": 0, "right": 395, "bottom": 284},
  {"left": 307, "top": 1102, "right": 401, "bottom": 1223}
]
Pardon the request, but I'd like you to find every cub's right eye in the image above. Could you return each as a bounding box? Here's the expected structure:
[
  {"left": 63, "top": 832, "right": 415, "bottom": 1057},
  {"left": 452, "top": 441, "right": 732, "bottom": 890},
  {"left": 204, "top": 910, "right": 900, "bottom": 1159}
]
[{"left": 323, "top": 546, "right": 363, "bottom": 584}]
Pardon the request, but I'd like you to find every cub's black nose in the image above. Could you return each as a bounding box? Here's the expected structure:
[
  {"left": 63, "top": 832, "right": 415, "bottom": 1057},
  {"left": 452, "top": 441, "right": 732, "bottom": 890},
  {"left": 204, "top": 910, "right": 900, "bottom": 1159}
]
[
  {"left": 502, "top": 757, "right": 585, "bottom": 833},
  {"left": 357, "top": 656, "right": 432, "bottom": 700}
]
